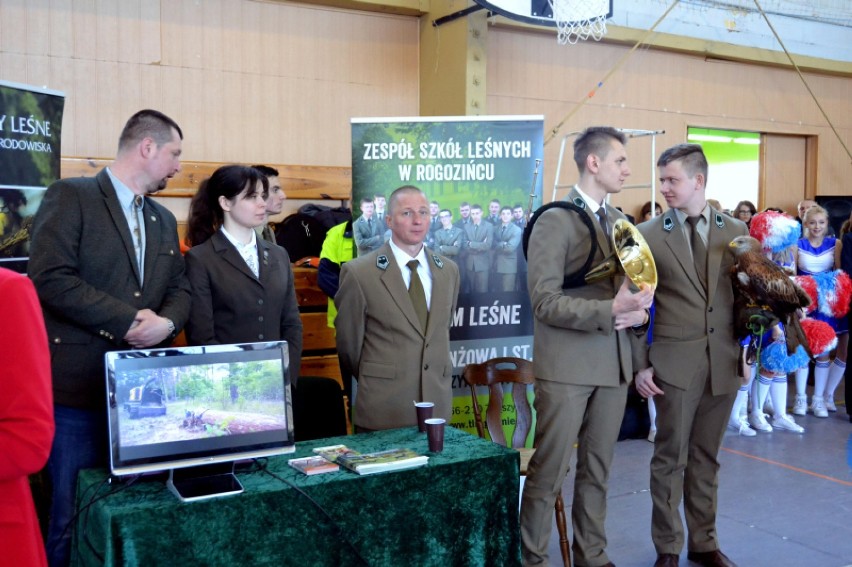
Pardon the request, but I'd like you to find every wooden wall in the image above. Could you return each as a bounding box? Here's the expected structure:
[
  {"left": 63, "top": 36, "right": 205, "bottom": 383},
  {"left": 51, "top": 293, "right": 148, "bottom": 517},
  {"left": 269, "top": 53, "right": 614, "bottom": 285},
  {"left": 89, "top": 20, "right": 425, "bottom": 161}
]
[
  {"left": 1, "top": 0, "right": 850, "bottom": 223},
  {"left": 486, "top": 27, "right": 852, "bottom": 219},
  {"left": 0, "top": 0, "right": 419, "bottom": 169}
]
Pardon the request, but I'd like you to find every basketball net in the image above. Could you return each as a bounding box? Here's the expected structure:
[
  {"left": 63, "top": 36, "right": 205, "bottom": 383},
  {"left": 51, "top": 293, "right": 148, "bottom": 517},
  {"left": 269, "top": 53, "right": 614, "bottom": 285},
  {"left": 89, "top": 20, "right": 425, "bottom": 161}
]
[{"left": 547, "top": 0, "right": 609, "bottom": 45}]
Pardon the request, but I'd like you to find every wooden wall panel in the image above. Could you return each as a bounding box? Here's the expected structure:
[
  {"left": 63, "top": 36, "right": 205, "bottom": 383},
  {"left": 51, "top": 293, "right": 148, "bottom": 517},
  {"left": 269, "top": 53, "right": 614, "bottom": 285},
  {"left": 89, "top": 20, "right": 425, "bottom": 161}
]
[
  {"left": 26, "top": 0, "right": 50, "bottom": 55},
  {"left": 0, "top": 0, "right": 27, "bottom": 54},
  {"left": 48, "top": 0, "right": 74, "bottom": 58},
  {"left": 71, "top": 0, "right": 97, "bottom": 61}
]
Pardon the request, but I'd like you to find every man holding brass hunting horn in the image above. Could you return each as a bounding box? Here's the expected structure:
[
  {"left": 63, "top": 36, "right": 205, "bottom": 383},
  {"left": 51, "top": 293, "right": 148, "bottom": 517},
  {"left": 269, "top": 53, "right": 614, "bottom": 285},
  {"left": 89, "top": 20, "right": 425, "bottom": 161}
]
[{"left": 521, "top": 126, "right": 655, "bottom": 567}]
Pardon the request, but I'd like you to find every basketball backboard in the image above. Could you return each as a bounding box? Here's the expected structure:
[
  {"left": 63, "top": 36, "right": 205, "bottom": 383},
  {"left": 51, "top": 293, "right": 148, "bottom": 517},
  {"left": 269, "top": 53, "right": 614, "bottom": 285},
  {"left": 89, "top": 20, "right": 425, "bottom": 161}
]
[{"left": 472, "top": 0, "right": 611, "bottom": 29}]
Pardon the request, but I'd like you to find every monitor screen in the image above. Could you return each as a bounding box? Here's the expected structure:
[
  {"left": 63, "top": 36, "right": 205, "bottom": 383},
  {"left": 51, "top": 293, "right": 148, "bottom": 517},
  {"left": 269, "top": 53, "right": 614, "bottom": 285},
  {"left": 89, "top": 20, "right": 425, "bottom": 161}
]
[{"left": 106, "top": 341, "right": 295, "bottom": 476}]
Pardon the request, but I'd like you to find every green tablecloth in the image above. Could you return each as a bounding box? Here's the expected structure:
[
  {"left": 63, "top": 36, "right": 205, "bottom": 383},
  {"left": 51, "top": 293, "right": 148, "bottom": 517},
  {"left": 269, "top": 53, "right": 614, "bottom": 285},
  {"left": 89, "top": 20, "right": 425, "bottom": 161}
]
[{"left": 73, "top": 426, "right": 521, "bottom": 566}]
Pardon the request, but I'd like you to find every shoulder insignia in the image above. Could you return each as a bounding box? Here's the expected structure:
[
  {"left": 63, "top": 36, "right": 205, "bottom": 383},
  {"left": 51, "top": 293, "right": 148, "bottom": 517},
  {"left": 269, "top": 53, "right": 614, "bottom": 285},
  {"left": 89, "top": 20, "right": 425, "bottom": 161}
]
[
  {"left": 572, "top": 197, "right": 586, "bottom": 209},
  {"left": 715, "top": 213, "right": 725, "bottom": 228},
  {"left": 376, "top": 255, "right": 389, "bottom": 270},
  {"left": 432, "top": 254, "right": 444, "bottom": 269},
  {"left": 663, "top": 217, "right": 674, "bottom": 232}
]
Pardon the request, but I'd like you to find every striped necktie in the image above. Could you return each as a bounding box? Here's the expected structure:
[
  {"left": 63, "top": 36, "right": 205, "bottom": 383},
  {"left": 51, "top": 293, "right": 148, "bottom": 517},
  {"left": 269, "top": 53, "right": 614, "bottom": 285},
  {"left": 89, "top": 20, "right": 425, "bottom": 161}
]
[{"left": 132, "top": 195, "right": 144, "bottom": 283}]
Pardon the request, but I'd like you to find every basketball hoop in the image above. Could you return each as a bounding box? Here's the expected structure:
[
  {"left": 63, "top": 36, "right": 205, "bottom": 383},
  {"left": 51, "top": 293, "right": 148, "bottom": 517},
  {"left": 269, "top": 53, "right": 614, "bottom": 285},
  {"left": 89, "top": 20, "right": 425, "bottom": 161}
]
[{"left": 547, "top": 0, "right": 610, "bottom": 45}]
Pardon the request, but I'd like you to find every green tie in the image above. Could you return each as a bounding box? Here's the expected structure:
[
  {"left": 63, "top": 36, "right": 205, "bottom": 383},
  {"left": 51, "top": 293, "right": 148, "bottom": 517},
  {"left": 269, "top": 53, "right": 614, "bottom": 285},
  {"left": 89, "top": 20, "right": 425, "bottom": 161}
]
[
  {"left": 407, "top": 260, "right": 428, "bottom": 332},
  {"left": 686, "top": 216, "right": 707, "bottom": 290}
]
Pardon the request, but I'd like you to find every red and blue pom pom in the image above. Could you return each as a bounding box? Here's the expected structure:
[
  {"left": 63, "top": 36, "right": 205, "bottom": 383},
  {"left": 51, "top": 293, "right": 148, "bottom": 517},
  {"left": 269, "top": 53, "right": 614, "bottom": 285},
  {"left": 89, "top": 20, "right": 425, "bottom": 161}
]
[
  {"left": 793, "top": 275, "right": 818, "bottom": 314},
  {"left": 749, "top": 211, "right": 799, "bottom": 253},
  {"left": 812, "top": 270, "right": 852, "bottom": 318},
  {"left": 801, "top": 318, "right": 838, "bottom": 356}
]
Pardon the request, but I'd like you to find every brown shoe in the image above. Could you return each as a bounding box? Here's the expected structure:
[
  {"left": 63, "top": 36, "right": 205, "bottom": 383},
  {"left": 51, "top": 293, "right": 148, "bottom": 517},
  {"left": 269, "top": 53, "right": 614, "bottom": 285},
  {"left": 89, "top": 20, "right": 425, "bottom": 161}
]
[
  {"left": 654, "top": 554, "right": 679, "bottom": 567},
  {"left": 686, "top": 550, "right": 737, "bottom": 567}
]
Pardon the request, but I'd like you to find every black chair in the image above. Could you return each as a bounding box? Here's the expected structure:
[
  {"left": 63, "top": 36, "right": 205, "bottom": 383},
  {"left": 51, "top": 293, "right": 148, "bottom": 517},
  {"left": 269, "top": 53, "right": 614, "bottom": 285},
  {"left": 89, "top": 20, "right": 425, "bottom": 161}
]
[{"left": 292, "top": 376, "right": 348, "bottom": 441}]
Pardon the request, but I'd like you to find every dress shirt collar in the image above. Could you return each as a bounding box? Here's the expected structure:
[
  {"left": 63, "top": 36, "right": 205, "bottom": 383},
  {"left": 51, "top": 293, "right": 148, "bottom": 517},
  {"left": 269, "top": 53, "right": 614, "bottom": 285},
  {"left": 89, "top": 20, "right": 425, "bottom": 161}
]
[
  {"left": 574, "top": 185, "right": 606, "bottom": 215},
  {"left": 389, "top": 238, "right": 432, "bottom": 308},
  {"left": 220, "top": 226, "right": 259, "bottom": 272},
  {"left": 106, "top": 167, "right": 142, "bottom": 212},
  {"left": 389, "top": 238, "right": 428, "bottom": 272},
  {"left": 673, "top": 204, "right": 710, "bottom": 226},
  {"left": 673, "top": 204, "right": 710, "bottom": 240}
]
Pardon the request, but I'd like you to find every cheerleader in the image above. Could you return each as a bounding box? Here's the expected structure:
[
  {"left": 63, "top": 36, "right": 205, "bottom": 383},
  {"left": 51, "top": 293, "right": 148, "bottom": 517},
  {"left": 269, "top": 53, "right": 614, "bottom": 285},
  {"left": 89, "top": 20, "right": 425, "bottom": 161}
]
[{"left": 794, "top": 205, "right": 850, "bottom": 417}]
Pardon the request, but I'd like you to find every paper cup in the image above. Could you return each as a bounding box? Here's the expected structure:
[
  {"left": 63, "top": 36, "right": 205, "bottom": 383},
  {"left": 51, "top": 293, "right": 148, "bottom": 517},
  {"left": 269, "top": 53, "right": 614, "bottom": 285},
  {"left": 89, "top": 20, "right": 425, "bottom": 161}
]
[
  {"left": 415, "top": 402, "right": 434, "bottom": 432},
  {"left": 424, "top": 418, "right": 446, "bottom": 452}
]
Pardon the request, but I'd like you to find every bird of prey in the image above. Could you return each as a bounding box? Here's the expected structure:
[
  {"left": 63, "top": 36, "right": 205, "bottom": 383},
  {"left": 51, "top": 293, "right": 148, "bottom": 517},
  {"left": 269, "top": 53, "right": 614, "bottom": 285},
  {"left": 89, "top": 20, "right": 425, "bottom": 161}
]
[{"left": 729, "top": 235, "right": 812, "bottom": 356}]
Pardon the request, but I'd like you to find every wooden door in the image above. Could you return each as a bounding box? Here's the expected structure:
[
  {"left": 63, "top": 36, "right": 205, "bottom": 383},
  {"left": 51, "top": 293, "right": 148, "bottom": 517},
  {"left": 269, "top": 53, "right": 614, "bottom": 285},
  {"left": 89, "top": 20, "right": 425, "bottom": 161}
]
[{"left": 760, "top": 134, "right": 813, "bottom": 215}]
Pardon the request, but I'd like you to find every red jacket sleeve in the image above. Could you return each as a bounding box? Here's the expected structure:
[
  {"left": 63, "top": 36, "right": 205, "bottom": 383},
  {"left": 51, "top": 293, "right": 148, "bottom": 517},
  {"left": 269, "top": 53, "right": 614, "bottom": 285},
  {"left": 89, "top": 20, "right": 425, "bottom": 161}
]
[{"left": 0, "top": 269, "right": 54, "bottom": 481}]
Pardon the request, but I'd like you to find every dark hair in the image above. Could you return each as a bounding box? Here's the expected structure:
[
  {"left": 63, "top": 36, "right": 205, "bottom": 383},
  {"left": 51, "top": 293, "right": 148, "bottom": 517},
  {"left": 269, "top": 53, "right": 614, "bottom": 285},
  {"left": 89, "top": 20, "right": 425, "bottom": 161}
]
[
  {"left": 735, "top": 200, "right": 757, "bottom": 215},
  {"left": 118, "top": 109, "right": 182, "bottom": 152},
  {"left": 359, "top": 197, "right": 374, "bottom": 206},
  {"left": 185, "top": 165, "right": 268, "bottom": 247},
  {"left": 500, "top": 206, "right": 513, "bottom": 214},
  {"left": 387, "top": 185, "right": 425, "bottom": 215},
  {"left": 657, "top": 144, "right": 709, "bottom": 185},
  {"left": 471, "top": 204, "right": 483, "bottom": 212},
  {"left": 640, "top": 200, "right": 662, "bottom": 219},
  {"left": 0, "top": 188, "right": 27, "bottom": 208},
  {"left": 251, "top": 165, "right": 279, "bottom": 178},
  {"left": 573, "top": 127, "right": 627, "bottom": 173}
]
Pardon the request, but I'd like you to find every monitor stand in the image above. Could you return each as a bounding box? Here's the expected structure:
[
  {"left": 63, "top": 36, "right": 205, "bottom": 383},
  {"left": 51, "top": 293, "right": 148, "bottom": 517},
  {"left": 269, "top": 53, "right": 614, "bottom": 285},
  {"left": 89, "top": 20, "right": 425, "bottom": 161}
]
[{"left": 167, "top": 462, "right": 244, "bottom": 503}]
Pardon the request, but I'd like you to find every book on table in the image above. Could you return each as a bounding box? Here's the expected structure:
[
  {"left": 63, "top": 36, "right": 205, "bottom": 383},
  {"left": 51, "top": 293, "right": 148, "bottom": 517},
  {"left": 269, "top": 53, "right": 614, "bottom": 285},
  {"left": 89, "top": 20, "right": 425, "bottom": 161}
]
[
  {"left": 288, "top": 455, "right": 339, "bottom": 475},
  {"left": 313, "top": 445, "right": 428, "bottom": 475}
]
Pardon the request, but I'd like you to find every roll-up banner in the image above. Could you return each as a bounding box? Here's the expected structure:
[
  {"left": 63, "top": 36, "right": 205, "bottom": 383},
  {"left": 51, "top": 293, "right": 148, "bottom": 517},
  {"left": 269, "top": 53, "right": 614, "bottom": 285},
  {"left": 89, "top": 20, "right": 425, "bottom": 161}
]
[
  {"left": 0, "top": 80, "right": 65, "bottom": 273},
  {"left": 352, "top": 116, "right": 544, "bottom": 440}
]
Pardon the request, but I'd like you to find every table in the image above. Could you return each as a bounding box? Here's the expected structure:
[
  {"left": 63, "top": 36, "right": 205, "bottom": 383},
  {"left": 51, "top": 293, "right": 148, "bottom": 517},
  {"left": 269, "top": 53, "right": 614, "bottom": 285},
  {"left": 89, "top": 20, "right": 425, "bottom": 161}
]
[{"left": 72, "top": 426, "right": 521, "bottom": 566}]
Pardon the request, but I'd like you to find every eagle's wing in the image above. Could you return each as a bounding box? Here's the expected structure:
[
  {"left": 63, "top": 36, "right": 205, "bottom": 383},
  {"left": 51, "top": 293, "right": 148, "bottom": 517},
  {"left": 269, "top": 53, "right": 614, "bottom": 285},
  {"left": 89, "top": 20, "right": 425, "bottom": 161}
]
[{"left": 743, "top": 252, "right": 810, "bottom": 312}]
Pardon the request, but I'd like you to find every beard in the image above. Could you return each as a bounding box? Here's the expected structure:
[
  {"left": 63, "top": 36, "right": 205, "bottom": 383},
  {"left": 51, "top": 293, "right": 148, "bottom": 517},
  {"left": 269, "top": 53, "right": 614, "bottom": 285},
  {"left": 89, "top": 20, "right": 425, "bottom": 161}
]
[{"left": 145, "top": 177, "right": 169, "bottom": 194}]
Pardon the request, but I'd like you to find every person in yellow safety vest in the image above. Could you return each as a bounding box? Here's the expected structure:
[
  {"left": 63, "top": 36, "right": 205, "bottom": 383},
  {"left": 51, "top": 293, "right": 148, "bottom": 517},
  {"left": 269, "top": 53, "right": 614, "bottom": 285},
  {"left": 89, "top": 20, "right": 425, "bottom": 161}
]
[{"left": 317, "top": 220, "right": 354, "bottom": 329}]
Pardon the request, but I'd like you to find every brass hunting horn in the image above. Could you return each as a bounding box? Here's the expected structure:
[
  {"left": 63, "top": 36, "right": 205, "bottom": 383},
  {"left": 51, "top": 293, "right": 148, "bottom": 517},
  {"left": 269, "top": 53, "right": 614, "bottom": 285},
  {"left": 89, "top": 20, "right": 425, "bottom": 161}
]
[{"left": 585, "top": 219, "right": 657, "bottom": 289}]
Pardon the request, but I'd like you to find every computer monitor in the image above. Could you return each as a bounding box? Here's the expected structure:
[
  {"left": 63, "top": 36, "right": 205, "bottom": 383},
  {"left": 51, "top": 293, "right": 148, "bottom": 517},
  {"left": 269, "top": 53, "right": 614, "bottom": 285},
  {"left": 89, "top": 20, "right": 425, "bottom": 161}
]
[{"left": 106, "top": 341, "right": 295, "bottom": 501}]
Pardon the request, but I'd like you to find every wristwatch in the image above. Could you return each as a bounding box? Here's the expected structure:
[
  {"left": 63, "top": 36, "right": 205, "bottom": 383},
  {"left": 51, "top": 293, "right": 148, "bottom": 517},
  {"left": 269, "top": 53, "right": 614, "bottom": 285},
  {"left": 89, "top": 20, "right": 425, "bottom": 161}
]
[{"left": 165, "top": 318, "right": 176, "bottom": 336}]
